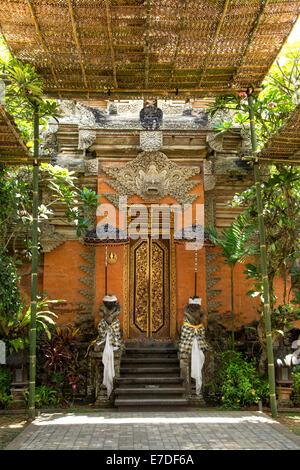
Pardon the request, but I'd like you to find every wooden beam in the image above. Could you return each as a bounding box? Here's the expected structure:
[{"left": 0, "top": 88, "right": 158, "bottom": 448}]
[
  {"left": 25, "top": 0, "right": 62, "bottom": 100},
  {"left": 67, "top": 0, "right": 88, "bottom": 92},
  {"left": 104, "top": 0, "right": 118, "bottom": 89},
  {"left": 144, "top": 0, "right": 151, "bottom": 88},
  {"left": 242, "top": 156, "right": 300, "bottom": 165},
  {"left": 197, "top": 0, "right": 231, "bottom": 87},
  {"left": 43, "top": 86, "right": 262, "bottom": 98},
  {"left": 168, "top": 0, "right": 190, "bottom": 88},
  {"left": 231, "top": 0, "right": 270, "bottom": 86}
]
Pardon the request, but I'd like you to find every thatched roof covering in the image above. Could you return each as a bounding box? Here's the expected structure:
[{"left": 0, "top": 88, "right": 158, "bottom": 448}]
[
  {"left": 0, "top": 105, "right": 32, "bottom": 164},
  {"left": 0, "top": 0, "right": 298, "bottom": 99},
  {"left": 259, "top": 104, "right": 300, "bottom": 162}
]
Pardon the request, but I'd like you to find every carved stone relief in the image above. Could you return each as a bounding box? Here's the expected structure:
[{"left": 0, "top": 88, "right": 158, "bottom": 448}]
[
  {"left": 57, "top": 100, "right": 97, "bottom": 127},
  {"left": 206, "top": 109, "right": 236, "bottom": 129},
  {"left": 85, "top": 158, "right": 99, "bottom": 175},
  {"left": 204, "top": 193, "right": 216, "bottom": 228},
  {"left": 39, "top": 222, "right": 66, "bottom": 253},
  {"left": 206, "top": 132, "right": 224, "bottom": 152},
  {"left": 78, "top": 129, "right": 97, "bottom": 150},
  {"left": 139, "top": 131, "right": 162, "bottom": 151},
  {"left": 101, "top": 151, "right": 200, "bottom": 206},
  {"left": 39, "top": 120, "right": 59, "bottom": 156},
  {"left": 203, "top": 160, "right": 216, "bottom": 191},
  {"left": 240, "top": 126, "right": 252, "bottom": 154}
]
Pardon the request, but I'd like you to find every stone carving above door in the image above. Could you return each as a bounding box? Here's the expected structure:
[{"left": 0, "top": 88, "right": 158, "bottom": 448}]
[
  {"left": 101, "top": 151, "right": 200, "bottom": 206},
  {"left": 139, "top": 131, "right": 162, "bottom": 151}
]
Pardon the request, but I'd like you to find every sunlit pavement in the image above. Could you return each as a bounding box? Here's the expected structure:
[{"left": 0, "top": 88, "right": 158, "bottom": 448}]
[{"left": 5, "top": 410, "right": 300, "bottom": 450}]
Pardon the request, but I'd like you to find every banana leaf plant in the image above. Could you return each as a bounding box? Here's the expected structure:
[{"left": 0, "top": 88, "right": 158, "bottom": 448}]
[
  {"left": 207, "top": 214, "right": 257, "bottom": 348},
  {"left": 1, "top": 296, "right": 61, "bottom": 354}
]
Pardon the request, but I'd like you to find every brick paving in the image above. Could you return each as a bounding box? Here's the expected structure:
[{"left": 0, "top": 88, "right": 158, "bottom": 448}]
[{"left": 5, "top": 410, "right": 300, "bottom": 450}]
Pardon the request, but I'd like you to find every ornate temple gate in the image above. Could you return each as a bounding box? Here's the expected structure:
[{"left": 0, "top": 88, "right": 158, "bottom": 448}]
[
  {"left": 129, "top": 238, "right": 170, "bottom": 340},
  {"left": 123, "top": 204, "right": 177, "bottom": 342}
]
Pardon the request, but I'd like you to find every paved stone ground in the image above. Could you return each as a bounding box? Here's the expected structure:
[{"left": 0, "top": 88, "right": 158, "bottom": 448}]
[{"left": 5, "top": 410, "right": 300, "bottom": 450}]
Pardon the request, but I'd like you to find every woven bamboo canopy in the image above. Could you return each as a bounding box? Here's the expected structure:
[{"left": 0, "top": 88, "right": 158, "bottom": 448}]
[
  {"left": 258, "top": 104, "right": 300, "bottom": 163},
  {"left": 0, "top": 104, "right": 32, "bottom": 164},
  {"left": 0, "top": 0, "right": 298, "bottom": 99}
]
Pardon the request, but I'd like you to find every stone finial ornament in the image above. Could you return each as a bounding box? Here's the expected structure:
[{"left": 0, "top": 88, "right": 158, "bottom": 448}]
[{"left": 140, "top": 101, "right": 163, "bottom": 130}]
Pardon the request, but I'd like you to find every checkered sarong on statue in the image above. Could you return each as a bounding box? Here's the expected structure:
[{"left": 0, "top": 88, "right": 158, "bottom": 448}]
[
  {"left": 97, "top": 319, "right": 122, "bottom": 350},
  {"left": 179, "top": 322, "right": 208, "bottom": 355}
]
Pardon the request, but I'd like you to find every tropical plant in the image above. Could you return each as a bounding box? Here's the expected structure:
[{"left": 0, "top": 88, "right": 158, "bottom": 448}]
[
  {"left": 0, "top": 43, "right": 100, "bottom": 418},
  {"left": 37, "top": 325, "right": 84, "bottom": 402},
  {"left": 234, "top": 165, "right": 300, "bottom": 372},
  {"left": 214, "top": 350, "right": 270, "bottom": 409},
  {"left": 0, "top": 250, "right": 22, "bottom": 332},
  {"left": 291, "top": 367, "right": 300, "bottom": 407},
  {"left": 207, "top": 42, "right": 300, "bottom": 149},
  {"left": 0, "top": 164, "right": 99, "bottom": 258},
  {"left": 207, "top": 214, "right": 256, "bottom": 348},
  {"left": 0, "top": 390, "right": 13, "bottom": 409},
  {"left": 0, "top": 296, "right": 60, "bottom": 354},
  {"left": 0, "top": 368, "right": 12, "bottom": 409},
  {"left": 24, "top": 385, "right": 60, "bottom": 409},
  {"left": 209, "top": 44, "right": 300, "bottom": 368},
  {"left": 1, "top": 56, "right": 60, "bottom": 146}
]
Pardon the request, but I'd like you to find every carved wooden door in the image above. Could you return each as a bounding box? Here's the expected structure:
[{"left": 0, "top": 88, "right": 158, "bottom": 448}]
[{"left": 129, "top": 238, "right": 170, "bottom": 340}]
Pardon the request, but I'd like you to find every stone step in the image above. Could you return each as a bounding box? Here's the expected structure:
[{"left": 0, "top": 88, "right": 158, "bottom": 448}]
[
  {"left": 116, "top": 377, "right": 184, "bottom": 385},
  {"left": 124, "top": 348, "right": 178, "bottom": 356},
  {"left": 121, "top": 357, "right": 178, "bottom": 364},
  {"left": 120, "top": 367, "right": 181, "bottom": 376},
  {"left": 115, "top": 387, "right": 185, "bottom": 395},
  {"left": 125, "top": 342, "right": 176, "bottom": 350},
  {"left": 115, "top": 398, "right": 188, "bottom": 407},
  {"left": 115, "top": 341, "right": 186, "bottom": 409}
]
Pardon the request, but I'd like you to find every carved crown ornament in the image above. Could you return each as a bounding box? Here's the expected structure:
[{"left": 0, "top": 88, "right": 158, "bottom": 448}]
[{"left": 101, "top": 151, "right": 200, "bottom": 207}]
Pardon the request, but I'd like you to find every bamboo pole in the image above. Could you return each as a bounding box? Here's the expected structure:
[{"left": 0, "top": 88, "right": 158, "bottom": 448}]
[
  {"left": 194, "top": 248, "right": 197, "bottom": 298},
  {"left": 105, "top": 245, "right": 108, "bottom": 296},
  {"left": 230, "top": 266, "right": 235, "bottom": 349},
  {"left": 248, "top": 93, "right": 277, "bottom": 418},
  {"left": 28, "top": 105, "right": 39, "bottom": 421}
]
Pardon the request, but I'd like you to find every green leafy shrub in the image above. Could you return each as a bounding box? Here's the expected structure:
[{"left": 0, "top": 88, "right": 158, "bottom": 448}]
[
  {"left": 24, "top": 385, "right": 60, "bottom": 409},
  {"left": 215, "top": 350, "right": 269, "bottom": 409},
  {"left": 291, "top": 367, "right": 300, "bottom": 406},
  {"left": 0, "top": 390, "right": 13, "bottom": 409},
  {"left": 0, "top": 368, "right": 13, "bottom": 409}
]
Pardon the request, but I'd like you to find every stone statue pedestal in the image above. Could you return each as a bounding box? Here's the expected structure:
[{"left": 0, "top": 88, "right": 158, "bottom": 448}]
[
  {"left": 179, "top": 353, "right": 206, "bottom": 406},
  {"left": 87, "top": 347, "right": 122, "bottom": 407}
]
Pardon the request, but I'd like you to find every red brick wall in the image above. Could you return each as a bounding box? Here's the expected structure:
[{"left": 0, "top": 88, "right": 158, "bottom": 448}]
[{"left": 43, "top": 240, "right": 92, "bottom": 326}]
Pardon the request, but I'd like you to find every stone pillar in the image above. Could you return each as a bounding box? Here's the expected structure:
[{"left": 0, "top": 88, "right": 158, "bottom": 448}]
[
  {"left": 87, "top": 349, "right": 122, "bottom": 407},
  {"left": 179, "top": 352, "right": 206, "bottom": 406}
]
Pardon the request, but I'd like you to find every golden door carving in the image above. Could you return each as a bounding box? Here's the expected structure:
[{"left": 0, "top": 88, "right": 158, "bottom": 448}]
[{"left": 129, "top": 238, "right": 170, "bottom": 340}]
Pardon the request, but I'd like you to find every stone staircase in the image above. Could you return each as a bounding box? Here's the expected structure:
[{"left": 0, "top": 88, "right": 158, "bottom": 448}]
[{"left": 115, "top": 341, "right": 188, "bottom": 409}]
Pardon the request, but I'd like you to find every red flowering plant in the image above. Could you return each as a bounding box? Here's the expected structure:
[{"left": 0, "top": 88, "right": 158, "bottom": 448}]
[{"left": 37, "top": 325, "right": 84, "bottom": 405}]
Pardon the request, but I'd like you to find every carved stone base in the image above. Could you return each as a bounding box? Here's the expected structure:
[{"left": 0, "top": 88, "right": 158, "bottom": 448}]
[
  {"left": 179, "top": 354, "right": 206, "bottom": 406},
  {"left": 87, "top": 349, "right": 122, "bottom": 407}
]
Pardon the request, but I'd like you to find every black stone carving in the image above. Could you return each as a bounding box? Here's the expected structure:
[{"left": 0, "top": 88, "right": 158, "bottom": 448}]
[{"left": 140, "top": 105, "right": 163, "bottom": 130}]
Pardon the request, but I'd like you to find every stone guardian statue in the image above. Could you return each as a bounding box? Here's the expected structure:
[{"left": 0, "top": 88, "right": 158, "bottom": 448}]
[
  {"left": 95, "top": 295, "right": 123, "bottom": 351},
  {"left": 179, "top": 297, "right": 208, "bottom": 396},
  {"left": 94, "top": 295, "right": 123, "bottom": 398}
]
